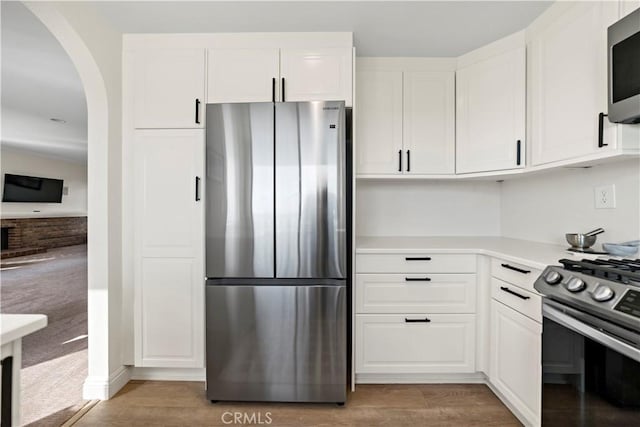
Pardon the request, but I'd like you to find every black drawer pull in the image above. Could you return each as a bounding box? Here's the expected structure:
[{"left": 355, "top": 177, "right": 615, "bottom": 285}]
[
  {"left": 195, "top": 99, "right": 201, "bottom": 124},
  {"left": 405, "top": 257, "right": 431, "bottom": 261},
  {"left": 405, "top": 318, "right": 431, "bottom": 323},
  {"left": 195, "top": 176, "right": 201, "bottom": 201},
  {"left": 500, "top": 286, "right": 530, "bottom": 300},
  {"left": 501, "top": 263, "right": 530, "bottom": 274},
  {"left": 398, "top": 150, "right": 402, "bottom": 172},
  {"left": 516, "top": 140, "right": 521, "bottom": 166},
  {"left": 405, "top": 277, "right": 431, "bottom": 282}
]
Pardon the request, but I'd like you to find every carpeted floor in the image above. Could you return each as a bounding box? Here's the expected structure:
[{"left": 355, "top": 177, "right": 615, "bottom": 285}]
[{"left": 1, "top": 244, "right": 88, "bottom": 426}]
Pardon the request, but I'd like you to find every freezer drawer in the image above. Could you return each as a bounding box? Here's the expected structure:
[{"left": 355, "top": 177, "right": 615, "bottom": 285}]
[{"left": 206, "top": 283, "right": 347, "bottom": 403}]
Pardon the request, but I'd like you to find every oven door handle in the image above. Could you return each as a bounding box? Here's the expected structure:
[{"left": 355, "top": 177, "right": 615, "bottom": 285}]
[{"left": 543, "top": 303, "right": 640, "bottom": 363}]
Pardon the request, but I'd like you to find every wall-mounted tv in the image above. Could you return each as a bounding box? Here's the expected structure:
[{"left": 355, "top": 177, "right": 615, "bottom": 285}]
[{"left": 2, "top": 174, "right": 64, "bottom": 203}]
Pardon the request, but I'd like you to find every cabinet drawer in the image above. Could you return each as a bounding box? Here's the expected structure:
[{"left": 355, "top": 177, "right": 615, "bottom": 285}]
[
  {"left": 356, "top": 254, "right": 476, "bottom": 273},
  {"left": 491, "top": 258, "right": 541, "bottom": 292},
  {"left": 491, "top": 278, "right": 541, "bottom": 323},
  {"left": 356, "top": 274, "right": 476, "bottom": 314},
  {"left": 355, "top": 314, "right": 476, "bottom": 374}
]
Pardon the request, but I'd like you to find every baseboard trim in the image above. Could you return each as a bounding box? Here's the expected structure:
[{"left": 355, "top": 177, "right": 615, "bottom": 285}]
[
  {"left": 130, "top": 367, "right": 206, "bottom": 381},
  {"left": 82, "top": 366, "right": 131, "bottom": 400},
  {"left": 356, "top": 372, "right": 487, "bottom": 384}
]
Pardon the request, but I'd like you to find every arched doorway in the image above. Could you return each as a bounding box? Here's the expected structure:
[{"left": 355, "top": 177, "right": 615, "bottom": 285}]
[{"left": 23, "top": 1, "right": 125, "bottom": 401}]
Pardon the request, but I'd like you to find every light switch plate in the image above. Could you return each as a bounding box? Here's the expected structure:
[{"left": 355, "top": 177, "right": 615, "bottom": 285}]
[{"left": 594, "top": 184, "right": 616, "bottom": 209}]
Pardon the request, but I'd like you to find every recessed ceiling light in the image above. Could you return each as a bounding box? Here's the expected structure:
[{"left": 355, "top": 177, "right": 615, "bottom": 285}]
[{"left": 50, "top": 118, "right": 66, "bottom": 123}]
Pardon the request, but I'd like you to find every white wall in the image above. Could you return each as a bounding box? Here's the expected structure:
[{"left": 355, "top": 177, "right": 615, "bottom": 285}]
[
  {"left": 501, "top": 159, "right": 640, "bottom": 246},
  {"left": 0, "top": 147, "right": 87, "bottom": 217},
  {"left": 356, "top": 180, "right": 502, "bottom": 236}
]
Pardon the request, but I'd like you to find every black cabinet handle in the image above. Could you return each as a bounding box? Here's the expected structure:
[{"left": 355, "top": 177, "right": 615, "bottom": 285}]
[
  {"left": 405, "top": 277, "right": 431, "bottom": 282},
  {"left": 501, "top": 263, "right": 530, "bottom": 274},
  {"left": 398, "top": 150, "right": 402, "bottom": 172},
  {"left": 516, "top": 140, "right": 521, "bottom": 166},
  {"left": 195, "top": 99, "right": 201, "bottom": 124},
  {"left": 407, "top": 150, "right": 411, "bottom": 172},
  {"left": 405, "top": 318, "right": 431, "bottom": 323},
  {"left": 598, "top": 112, "right": 608, "bottom": 147},
  {"left": 1, "top": 356, "right": 13, "bottom": 427},
  {"left": 195, "top": 177, "right": 201, "bottom": 201},
  {"left": 405, "top": 257, "right": 431, "bottom": 261},
  {"left": 281, "top": 77, "right": 285, "bottom": 102},
  {"left": 271, "top": 78, "right": 276, "bottom": 103},
  {"left": 500, "top": 286, "right": 530, "bottom": 300}
]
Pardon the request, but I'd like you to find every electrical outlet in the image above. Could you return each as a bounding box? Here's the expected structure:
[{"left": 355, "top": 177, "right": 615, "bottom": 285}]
[{"left": 594, "top": 184, "right": 616, "bottom": 209}]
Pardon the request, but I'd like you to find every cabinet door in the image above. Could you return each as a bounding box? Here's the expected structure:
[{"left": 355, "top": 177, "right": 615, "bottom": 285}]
[
  {"left": 134, "top": 130, "right": 204, "bottom": 259},
  {"left": 134, "top": 129, "right": 204, "bottom": 368},
  {"left": 530, "top": 2, "right": 619, "bottom": 165},
  {"left": 490, "top": 300, "right": 541, "bottom": 426},
  {"left": 207, "top": 48, "right": 280, "bottom": 103},
  {"left": 355, "top": 70, "right": 403, "bottom": 175},
  {"left": 133, "top": 49, "right": 205, "bottom": 129},
  {"left": 138, "top": 257, "right": 203, "bottom": 367},
  {"left": 403, "top": 71, "right": 455, "bottom": 174},
  {"left": 356, "top": 314, "right": 476, "bottom": 374},
  {"left": 280, "top": 48, "right": 353, "bottom": 106},
  {"left": 456, "top": 48, "right": 526, "bottom": 173}
]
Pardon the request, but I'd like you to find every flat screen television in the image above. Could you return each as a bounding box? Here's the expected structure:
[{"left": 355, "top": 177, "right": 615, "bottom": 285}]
[{"left": 2, "top": 174, "right": 64, "bottom": 203}]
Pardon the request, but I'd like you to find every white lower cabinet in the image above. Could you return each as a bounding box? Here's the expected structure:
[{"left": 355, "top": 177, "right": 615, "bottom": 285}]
[
  {"left": 138, "top": 258, "right": 203, "bottom": 367},
  {"left": 356, "top": 314, "right": 476, "bottom": 374},
  {"left": 490, "top": 300, "right": 541, "bottom": 426}
]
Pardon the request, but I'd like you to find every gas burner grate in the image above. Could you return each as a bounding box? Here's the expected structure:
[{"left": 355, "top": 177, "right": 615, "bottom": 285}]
[{"left": 559, "top": 258, "right": 640, "bottom": 285}]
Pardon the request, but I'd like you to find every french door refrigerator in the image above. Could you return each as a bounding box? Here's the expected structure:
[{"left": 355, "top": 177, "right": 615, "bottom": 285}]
[{"left": 205, "top": 101, "right": 349, "bottom": 404}]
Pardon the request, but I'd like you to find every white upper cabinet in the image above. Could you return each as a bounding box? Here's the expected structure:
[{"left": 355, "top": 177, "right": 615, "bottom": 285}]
[
  {"left": 529, "top": 2, "right": 619, "bottom": 165},
  {"left": 356, "top": 70, "right": 404, "bottom": 175},
  {"left": 280, "top": 48, "right": 353, "bottom": 105},
  {"left": 620, "top": 1, "right": 640, "bottom": 19},
  {"left": 355, "top": 59, "right": 456, "bottom": 176},
  {"left": 456, "top": 46, "right": 526, "bottom": 174},
  {"left": 403, "top": 72, "right": 455, "bottom": 174},
  {"left": 133, "top": 48, "right": 206, "bottom": 129},
  {"left": 207, "top": 48, "right": 280, "bottom": 103}
]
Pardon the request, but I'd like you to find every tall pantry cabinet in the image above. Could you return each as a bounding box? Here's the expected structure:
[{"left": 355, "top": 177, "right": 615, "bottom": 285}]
[{"left": 123, "top": 34, "right": 354, "bottom": 369}]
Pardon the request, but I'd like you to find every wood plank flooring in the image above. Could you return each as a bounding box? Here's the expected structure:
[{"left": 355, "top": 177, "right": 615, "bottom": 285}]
[{"left": 73, "top": 381, "right": 521, "bottom": 426}]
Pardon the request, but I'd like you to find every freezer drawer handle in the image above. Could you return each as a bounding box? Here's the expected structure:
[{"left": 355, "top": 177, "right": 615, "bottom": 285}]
[
  {"left": 405, "top": 318, "right": 431, "bottom": 323},
  {"left": 500, "top": 286, "right": 530, "bottom": 300},
  {"left": 500, "top": 263, "right": 530, "bottom": 274},
  {"left": 405, "top": 257, "right": 431, "bottom": 261},
  {"left": 405, "top": 277, "right": 431, "bottom": 282}
]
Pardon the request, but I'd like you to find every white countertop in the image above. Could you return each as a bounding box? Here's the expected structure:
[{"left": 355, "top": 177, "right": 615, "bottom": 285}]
[
  {"left": 356, "top": 236, "right": 579, "bottom": 270},
  {"left": 1, "top": 314, "right": 48, "bottom": 346}
]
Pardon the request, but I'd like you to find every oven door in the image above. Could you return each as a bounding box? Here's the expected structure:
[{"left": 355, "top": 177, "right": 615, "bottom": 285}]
[{"left": 542, "top": 300, "right": 640, "bottom": 426}]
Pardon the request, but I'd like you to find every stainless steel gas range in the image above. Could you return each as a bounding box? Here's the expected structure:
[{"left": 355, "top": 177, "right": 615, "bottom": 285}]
[{"left": 534, "top": 258, "right": 640, "bottom": 426}]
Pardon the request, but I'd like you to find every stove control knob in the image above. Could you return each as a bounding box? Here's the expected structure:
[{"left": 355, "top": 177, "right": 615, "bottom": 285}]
[
  {"left": 544, "top": 271, "right": 563, "bottom": 285},
  {"left": 566, "top": 277, "right": 586, "bottom": 293},
  {"left": 591, "top": 284, "right": 615, "bottom": 302}
]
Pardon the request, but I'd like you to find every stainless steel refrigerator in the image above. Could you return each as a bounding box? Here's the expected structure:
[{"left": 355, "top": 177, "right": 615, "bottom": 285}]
[{"left": 205, "top": 101, "right": 350, "bottom": 404}]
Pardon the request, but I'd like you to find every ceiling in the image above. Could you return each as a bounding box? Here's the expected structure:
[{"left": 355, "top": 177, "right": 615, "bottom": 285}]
[
  {"left": 0, "top": 1, "right": 552, "bottom": 163},
  {"left": 90, "top": 1, "right": 552, "bottom": 57},
  {"left": 1, "top": 2, "right": 87, "bottom": 163}
]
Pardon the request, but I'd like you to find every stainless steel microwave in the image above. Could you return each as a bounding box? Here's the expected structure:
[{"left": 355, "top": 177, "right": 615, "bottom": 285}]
[{"left": 608, "top": 8, "right": 640, "bottom": 124}]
